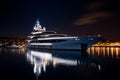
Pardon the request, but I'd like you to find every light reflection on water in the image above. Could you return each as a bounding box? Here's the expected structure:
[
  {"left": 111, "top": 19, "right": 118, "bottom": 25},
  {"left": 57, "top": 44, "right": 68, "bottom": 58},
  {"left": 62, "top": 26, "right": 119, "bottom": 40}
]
[
  {"left": 0, "top": 48, "right": 25, "bottom": 55},
  {"left": 25, "top": 49, "right": 101, "bottom": 78},
  {"left": 87, "top": 47, "right": 120, "bottom": 59},
  {"left": 0, "top": 47, "right": 120, "bottom": 80}
]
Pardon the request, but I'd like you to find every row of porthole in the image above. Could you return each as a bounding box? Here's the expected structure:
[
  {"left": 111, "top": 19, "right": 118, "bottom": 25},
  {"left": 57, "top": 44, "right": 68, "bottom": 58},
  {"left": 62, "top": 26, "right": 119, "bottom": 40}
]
[
  {"left": 75, "top": 38, "right": 93, "bottom": 41},
  {"left": 31, "top": 45, "right": 54, "bottom": 48}
]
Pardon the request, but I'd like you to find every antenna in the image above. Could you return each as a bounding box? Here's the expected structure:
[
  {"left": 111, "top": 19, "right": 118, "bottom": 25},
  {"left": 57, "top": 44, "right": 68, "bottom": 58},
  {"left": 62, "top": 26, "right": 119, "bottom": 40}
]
[
  {"left": 36, "top": 18, "right": 40, "bottom": 24},
  {"left": 43, "top": 27, "right": 46, "bottom": 31}
]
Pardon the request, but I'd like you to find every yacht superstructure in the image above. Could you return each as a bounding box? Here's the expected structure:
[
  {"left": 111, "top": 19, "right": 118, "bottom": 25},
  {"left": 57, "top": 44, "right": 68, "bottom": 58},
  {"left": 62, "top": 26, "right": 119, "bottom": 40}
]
[{"left": 26, "top": 19, "right": 101, "bottom": 50}]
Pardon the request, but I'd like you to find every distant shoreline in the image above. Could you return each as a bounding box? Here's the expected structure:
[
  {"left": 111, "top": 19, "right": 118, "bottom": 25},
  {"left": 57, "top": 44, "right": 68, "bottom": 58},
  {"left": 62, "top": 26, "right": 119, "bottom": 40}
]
[{"left": 92, "top": 46, "right": 120, "bottom": 47}]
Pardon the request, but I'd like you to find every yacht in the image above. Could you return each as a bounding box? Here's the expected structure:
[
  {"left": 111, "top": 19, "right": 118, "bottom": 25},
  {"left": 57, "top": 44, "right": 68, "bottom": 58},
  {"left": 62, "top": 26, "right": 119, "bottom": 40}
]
[
  {"left": 26, "top": 19, "right": 102, "bottom": 50},
  {"left": 6, "top": 44, "right": 24, "bottom": 49}
]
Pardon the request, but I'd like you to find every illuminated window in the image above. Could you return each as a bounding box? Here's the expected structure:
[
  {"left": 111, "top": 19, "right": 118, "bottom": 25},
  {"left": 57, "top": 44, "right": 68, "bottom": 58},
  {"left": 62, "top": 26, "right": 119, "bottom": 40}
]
[
  {"left": 75, "top": 38, "right": 80, "bottom": 40},
  {"left": 90, "top": 38, "right": 93, "bottom": 40}
]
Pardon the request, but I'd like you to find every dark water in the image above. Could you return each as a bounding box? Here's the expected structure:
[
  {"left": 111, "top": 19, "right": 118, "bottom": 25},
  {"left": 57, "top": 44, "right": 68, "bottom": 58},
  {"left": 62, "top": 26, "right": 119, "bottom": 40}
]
[{"left": 0, "top": 47, "right": 120, "bottom": 80}]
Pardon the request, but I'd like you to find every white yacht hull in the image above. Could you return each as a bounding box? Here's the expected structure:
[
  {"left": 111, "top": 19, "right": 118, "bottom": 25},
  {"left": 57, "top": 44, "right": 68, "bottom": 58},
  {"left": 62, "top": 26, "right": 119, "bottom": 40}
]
[{"left": 26, "top": 36, "right": 100, "bottom": 51}]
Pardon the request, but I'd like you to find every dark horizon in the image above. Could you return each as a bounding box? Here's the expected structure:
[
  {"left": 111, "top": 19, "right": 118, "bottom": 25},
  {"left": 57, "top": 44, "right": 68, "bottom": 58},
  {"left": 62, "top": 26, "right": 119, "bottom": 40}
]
[{"left": 0, "top": 0, "right": 120, "bottom": 40}]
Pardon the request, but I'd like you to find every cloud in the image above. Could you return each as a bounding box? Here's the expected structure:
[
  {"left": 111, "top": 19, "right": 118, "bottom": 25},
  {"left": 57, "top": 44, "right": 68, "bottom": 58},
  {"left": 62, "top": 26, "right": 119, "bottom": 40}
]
[
  {"left": 74, "top": 12, "right": 112, "bottom": 26},
  {"left": 73, "top": 1, "right": 113, "bottom": 26}
]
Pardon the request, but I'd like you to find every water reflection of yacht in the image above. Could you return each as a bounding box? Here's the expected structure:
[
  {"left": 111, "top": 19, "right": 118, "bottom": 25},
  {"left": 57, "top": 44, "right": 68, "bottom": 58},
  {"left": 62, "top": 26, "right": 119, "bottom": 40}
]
[{"left": 26, "top": 49, "right": 101, "bottom": 78}]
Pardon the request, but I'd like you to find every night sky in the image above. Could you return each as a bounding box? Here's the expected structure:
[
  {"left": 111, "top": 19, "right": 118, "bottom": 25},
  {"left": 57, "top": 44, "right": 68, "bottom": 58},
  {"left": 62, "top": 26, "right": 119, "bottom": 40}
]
[{"left": 0, "top": 0, "right": 120, "bottom": 40}]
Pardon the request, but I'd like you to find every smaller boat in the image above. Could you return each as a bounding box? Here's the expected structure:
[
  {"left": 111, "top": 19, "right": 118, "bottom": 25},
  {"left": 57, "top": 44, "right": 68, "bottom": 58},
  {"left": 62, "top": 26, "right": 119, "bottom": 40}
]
[
  {"left": 0, "top": 43, "right": 4, "bottom": 47},
  {"left": 6, "top": 44, "right": 23, "bottom": 49},
  {"left": 0, "top": 41, "right": 4, "bottom": 47}
]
